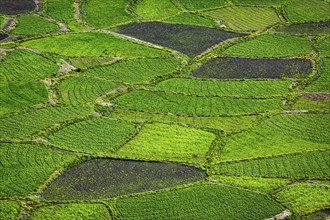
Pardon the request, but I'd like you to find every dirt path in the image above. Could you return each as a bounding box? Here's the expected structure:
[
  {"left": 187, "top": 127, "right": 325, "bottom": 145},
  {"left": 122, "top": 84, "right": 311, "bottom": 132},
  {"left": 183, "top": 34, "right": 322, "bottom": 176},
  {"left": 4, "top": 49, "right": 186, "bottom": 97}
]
[
  {"left": 282, "top": 110, "right": 309, "bottom": 114},
  {"left": 74, "top": 2, "right": 81, "bottom": 21},
  {"left": 33, "top": 0, "right": 42, "bottom": 14},
  {"left": 58, "top": 61, "right": 76, "bottom": 76},
  {"left": 265, "top": 209, "right": 292, "bottom": 220}
]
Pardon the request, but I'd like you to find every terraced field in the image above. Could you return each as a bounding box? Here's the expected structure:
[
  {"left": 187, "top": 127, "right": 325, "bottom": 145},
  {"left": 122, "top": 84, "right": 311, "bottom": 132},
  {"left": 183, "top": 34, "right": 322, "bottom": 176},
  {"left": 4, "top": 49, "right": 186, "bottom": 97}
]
[{"left": 1, "top": 0, "right": 329, "bottom": 219}]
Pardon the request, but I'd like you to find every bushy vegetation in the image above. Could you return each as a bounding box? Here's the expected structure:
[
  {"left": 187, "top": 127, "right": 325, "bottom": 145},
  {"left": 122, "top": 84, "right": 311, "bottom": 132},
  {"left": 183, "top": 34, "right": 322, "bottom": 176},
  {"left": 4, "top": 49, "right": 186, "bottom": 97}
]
[
  {"left": 30, "top": 203, "right": 111, "bottom": 220},
  {"left": 204, "top": 6, "right": 280, "bottom": 31},
  {"left": 12, "top": 14, "right": 59, "bottom": 35},
  {"left": 0, "top": 50, "right": 58, "bottom": 82},
  {"left": 116, "top": 184, "right": 284, "bottom": 219},
  {"left": 0, "top": 200, "right": 20, "bottom": 220},
  {"left": 116, "top": 123, "right": 215, "bottom": 164},
  {"left": 0, "top": 106, "right": 93, "bottom": 139},
  {"left": 220, "top": 34, "right": 312, "bottom": 57},
  {"left": 0, "top": 143, "right": 77, "bottom": 197},
  {"left": 83, "top": 57, "right": 180, "bottom": 84},
  {"left": 276, "top": 183, "right": 330, "bottom": 214},
  {"left": 135, "top": 0, "right": 180, "bottom": 20},
  {"left": 43, "top": 159, "right": 206, "bottom": 200},
  {"left": 59, "top": 76, "right": 119, "bottom": 105},
  {"left": 21, "top": 32, "right": 170, "bottom": 57}
]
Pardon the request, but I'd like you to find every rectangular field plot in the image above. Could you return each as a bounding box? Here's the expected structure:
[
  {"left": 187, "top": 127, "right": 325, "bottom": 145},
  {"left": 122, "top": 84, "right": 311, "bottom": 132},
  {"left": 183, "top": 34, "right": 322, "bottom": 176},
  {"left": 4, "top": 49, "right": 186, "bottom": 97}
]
[
  {"left": 21, "top": 32, "right": 170, "bottom": 57},
  {"left": 0, "top": 106, "right": 93, "bottom": 139},
  {"left": 155, "top": 78, "right": 292, "bottom": 97},
  {"left": 231, "top": 0, "right": 287, "bottom": 6},
  {"left": 81, "top": 0, "right": 135, "bottom": 28},
  {"left": 83, "top": 57, "right": 180, "bottom": 84},
  {"left": 115, "top": 184, "right": 284, "bottom": 220},
  {"left": 219, "top": 34, "right": 312, "bottom": 58},
  {"left": 284, "top": 0, "right": 330, "bottom": 23},
  {"left": 113, "top": 90, "right": 283, "bottom": 116},
  {"left": 0, "top": 143, "right": 77, "bottom": 197},
  {"left": 178, "top": 0, "right": 225, "bottom": 10},
  {"left": 112, "top": 109, "right": 257, "bottom": 132},
  {"left": 44, "top": 0, "right": 74, "bottom": 21},
  {"left": 276, "top": 183, "right": 330, "bottom": 214},
  {"left": 0, "top": 0, "right": 35, "bottom": 15},
  {"left": 135, "top": 0, "right": 180, "bottom": 20},
  {"left": 163, "top": 12, "right": 216, "bottom": 27},
  {"left": 192, "top": 57, "right": 312, "bottom": 79},
  {"left": 220, "top": 114, "right": 330, "bottom": 161},
  {"left": 213, "top": 150, "right": 330, "bottom": 179},
  {"left": 0, "top": 50, "right": 58, "bottom": 82},
  {"left": 116, "top": 123, "right": 215, "bottom": 164},
  {"left": 203, "top": 6, "right": 280, "bottom": 31},
  {"left": 275, "top": 21, "right": 330, "bottom": 35}
]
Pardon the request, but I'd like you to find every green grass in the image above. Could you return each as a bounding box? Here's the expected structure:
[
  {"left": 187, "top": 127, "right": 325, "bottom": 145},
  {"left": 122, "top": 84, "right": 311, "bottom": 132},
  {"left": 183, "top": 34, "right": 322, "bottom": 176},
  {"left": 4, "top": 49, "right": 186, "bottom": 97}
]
[
  {"left": 0, "top": 201, "right": 20, "bottom": 220},
  {"left": 306, "top": 58, "right": 330, "bottom": 92},
  {"left": 0, "top": 106, "right": 93, "bottom": 139},
  {"left": 12, "top": 14, "right": 58, "bottom": 35},
  {"left": 155, "top": 78, "right": 292, "bottom": 97},
  {"left": 49, "top": 117, "right": 136, "bottom": 154},
  {"left": 318, "top": 37, "right": 330, "bottom": 57},
  {"left": 83, "top": 57, "right": 180, "bottom": 84},
  {"left": 0, "top": 143, "right": 77, "bottom": 197},
  {"left": 209, "top": 175, "right": 290, "bottom": 192},
  {"left": 82, "top": 0, "right": 135, "bottom": 28},
  {"left": 69, "top": 57, "right": 115, "bottom": 69},
  {"left": 0, "top": 50, "right": 59, "bottom": 82},
  {"left": 116, "top": 184, "right": 284, "bottom": 219},
  {"left": 30, "top": 204, "right": 111, "bottom": 220},
  {"left": 213, "top": 150, "right": 330, "bottom": 179},
  {"left": 113, "top": 90, "right": 283, "bottom": 116},
  {"left": 220, "top": 114, "right": 330, "bottom": 161},
  {"left": 59, "top": 76, "right": 119, "bottom": 105},
  {"left": 0, "top": 16, "right": 6, "bottom": 27},
  {"left": 116, "top": 123, "right": 215, "bottom": 164},
  {"left": 178, "top": 0, "right": 225, "bottom": 10},
  {"left": 111, "top": 109, "right": 257, "bottom": 132},
  {"left": 276, "top": 183, "right": 330, "bottom": 214},
  {"left": 231, "top": 0, "right": 288, "bottom": 6},
  {"left": 21, "top": 32, "right": 170, "bottom": 57},
  {"left": 203, "top": 6, "right": 280, "bottom": 31},
  {"left": 44, "top": 0, "right": 74, "bottom": 21},
  {"left": 0, "top": 80, "right": 49, "bottom": 115},
  {"left": 135, "top": 0, "right": 180, "bottom": 20},
  {"left": 163, "top": 12, "right": 216, "bottom": 27},
  {"left": 284, "top": 0, "right": 330, "bottom": 23},
  {"left": 220, "top": 34, "right": 312, "bottom": 58},
  {"left": 42, "top": 159, "right": 206, "bottom": 200}
]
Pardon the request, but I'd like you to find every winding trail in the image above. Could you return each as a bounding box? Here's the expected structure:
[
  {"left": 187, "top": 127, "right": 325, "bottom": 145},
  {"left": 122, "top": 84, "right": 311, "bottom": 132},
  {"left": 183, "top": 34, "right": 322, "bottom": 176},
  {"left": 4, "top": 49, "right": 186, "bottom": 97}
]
[{"left": 265, "top": 210, "right": 292, "bottom": 220}]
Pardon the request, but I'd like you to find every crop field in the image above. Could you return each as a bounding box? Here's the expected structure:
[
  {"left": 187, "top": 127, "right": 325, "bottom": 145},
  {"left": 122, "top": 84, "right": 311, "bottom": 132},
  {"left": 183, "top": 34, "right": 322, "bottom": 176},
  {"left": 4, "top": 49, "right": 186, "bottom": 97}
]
[
  {"left": 1, "top": 0, "right": 329, "bottom": 219},
  {"left": 115, "top": 22, "right": 246, "bottom": 57},
  {"left": 43, "top": 159, "right": 206, "bottom": 200},
  {"left": 192, "top": 57, "right": 312, "bottom": 79}
]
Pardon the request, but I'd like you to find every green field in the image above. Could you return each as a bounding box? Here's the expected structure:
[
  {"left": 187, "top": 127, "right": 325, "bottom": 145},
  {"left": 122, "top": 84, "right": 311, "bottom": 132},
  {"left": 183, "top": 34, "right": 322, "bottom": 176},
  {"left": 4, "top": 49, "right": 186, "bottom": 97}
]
[{"left": 1, "top": 0, "right": 329, "bottom": 218}]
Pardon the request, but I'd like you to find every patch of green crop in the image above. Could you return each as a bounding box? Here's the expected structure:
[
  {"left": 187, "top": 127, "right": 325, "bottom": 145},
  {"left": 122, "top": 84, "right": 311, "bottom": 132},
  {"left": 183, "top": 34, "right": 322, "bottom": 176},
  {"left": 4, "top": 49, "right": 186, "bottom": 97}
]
[
  {"left": 30, "top": 203, "right": 111, "bottom": 220},
  {"left": 155, "top": 78, "right": 292, "bottom": 97},
  {"left": 220, "top": 114, "right": 330, "bottom": 161},
  {"left": 111, "top": 109, "right": 257, "bottom": 132},
  {"left": 135, "top": 0, "right": 180, "bottom": 20},
  {"left": 69, "top": 56, "right": 116, "bottom": 69},
  {"left": 0, "top": 143, "right": 77, "bottom": 197},
  {"left": 284, "top": 0, "right": 330, "bottom": 23},
  {"left": 318, "top": 37, "right": 330, "bottom": 57},
  {"left": 49, "top": 117, "right": 135, "bottom": 154},
  {"left": 292, "top": 95, "right": 330, "bottom": 111},
  {"left": 0, "top": 80, "right": 49, "bottom": 115},
  {"left": 306, "top": 58, "right": 330, "bottom": 92},
  {"left": 83, "top": 57, "right": 180, "bottom": 84},
  {"left": 113, "top": 90, "right": 283, "bottom": 116},
  {"left": 12, "top": 14, "right": 59, "bottom": 35},
  {"left": 178, "top": 0, "right": 225, "bottom": 10},
  {"left": 44, "top": 0, "right": 74, "bottom": 21},
  {"left": 21, "top": 32, "right": 170, "bottom": 57},
  {"left": 209, "top": 175, "right": 290, "bottom": 192},
  {"left": 220, "top": 34, "right": 312, "bottom": 58},
  {"left": 116, "top": 123, "right": 215, "bottom": 164},
  {"left": 0, "top": 201, "right": 20, "bottom": 220},
  {"left": 116, "top": 184, "right": 284, "bottom": 219},
  {"left": 59, "top": 76, "right": 119, "bottom": 105},
  {"left": 0, "top": 106, "right": 93, "bottom": 139},
  {"left": 42, "top": 159, "right": 206, "bottom": 200},
  {"left": 231, "top": 0, "right": 288, "bottom": 6},
  {"left": 163, "top": 12, "right": 216, "bottom": 27},
  {"left": 213, "top": 150, "right": 330, "bottom": 179},
  {"left": 203, "top": 6, "right": 280, "bottom": 31},
  {"left": 275, "top": 21, "right": 330, "bottom": 35},
  {"left": 276, "top": 183, "right": 330, "bottom": 214},
  {"left": 82, "top": 0, "right": 135, "bottom": 28},
  {"left": 0, "top": 50, "right": 59, "bottom": 82}
]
